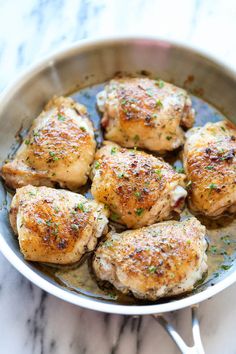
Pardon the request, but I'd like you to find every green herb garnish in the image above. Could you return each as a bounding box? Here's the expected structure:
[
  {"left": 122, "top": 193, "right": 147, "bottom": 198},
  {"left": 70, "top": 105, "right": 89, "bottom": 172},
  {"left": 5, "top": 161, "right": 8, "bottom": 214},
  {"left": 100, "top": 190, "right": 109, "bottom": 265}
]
[
  {"left": 94, "top": 161, "right": 100, "bottom": 169},
  {"left": 135, "top": 208, "right": 144, "bottom": 216},
  {"left": 111, "top": 147, "right": 117, "bottom": 155},
  {"left": 148, "top": 265, "right": 157, "bottom": 273},
  {"left": 156, "top": 99, "right": 163, "bottom": 108},
  {"left": 155, "top": 79, "right": 164, "bottom": 88},
  {"left": 208, "top": 183, "right": 218, "bottom": 190},
  {"left": 221, "top": 264, "right": 231, "bottom": 271},
  {"left": 58, "top": 114, "right": 66, "bottom": 121},
  {"left": 71, "top": 224, "right": 79, "bottom": 230}
]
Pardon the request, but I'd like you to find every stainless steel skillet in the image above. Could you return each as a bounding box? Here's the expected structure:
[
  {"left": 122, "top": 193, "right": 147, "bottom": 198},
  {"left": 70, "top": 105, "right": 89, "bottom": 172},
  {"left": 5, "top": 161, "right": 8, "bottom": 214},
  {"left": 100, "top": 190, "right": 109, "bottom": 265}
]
[{"left": 0, "top": 37, "right": 236, "bottom": 353}]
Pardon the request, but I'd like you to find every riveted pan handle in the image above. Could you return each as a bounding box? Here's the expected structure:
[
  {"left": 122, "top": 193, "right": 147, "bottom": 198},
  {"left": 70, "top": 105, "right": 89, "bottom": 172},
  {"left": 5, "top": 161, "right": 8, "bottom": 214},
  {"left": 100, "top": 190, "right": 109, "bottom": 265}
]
[{"left": 152, "top": 305, "right": 204, "bottom": 354}]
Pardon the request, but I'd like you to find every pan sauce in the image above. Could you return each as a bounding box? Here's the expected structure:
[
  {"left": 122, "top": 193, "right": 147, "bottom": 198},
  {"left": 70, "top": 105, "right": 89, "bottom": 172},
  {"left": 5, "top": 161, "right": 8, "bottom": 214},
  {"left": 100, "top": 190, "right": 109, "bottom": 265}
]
[{"left": 10, "top": 82, "right": 236, "bottom": 305}]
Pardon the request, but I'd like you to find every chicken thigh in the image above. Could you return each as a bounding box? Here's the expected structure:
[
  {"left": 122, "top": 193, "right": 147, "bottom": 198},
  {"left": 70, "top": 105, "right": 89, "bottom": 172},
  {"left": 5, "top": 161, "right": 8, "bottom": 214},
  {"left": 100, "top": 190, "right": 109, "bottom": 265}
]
[
  {"left": 97, "top": 77, "right": 194, "bottom": 153},
  {"left": 9, "top": 185, "right": 108, "bottom": 264},
  {"left": 93, "top": 217, "right": 207, "bottom": 301},
  {"left": 90, "top": 142, "right": 187, "bottom": 228},
  {"left": 183, "top": 121, "right": 236, "bottom": 217},
  {"left": 2, "top": 96, "right": 96, "bottom": 191}
]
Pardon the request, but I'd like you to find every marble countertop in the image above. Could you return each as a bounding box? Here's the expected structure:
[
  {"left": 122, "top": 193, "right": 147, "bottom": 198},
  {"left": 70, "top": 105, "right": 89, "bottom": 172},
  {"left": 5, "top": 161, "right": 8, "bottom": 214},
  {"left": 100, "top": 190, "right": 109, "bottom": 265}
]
[{"left": 1, "top": 0, "right": 236, "bottom": 353}]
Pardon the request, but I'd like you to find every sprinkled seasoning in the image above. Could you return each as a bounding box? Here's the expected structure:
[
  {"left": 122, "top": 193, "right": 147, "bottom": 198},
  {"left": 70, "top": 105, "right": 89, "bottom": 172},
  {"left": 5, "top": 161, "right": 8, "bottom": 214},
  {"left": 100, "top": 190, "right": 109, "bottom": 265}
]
[
  {"left": 133, "top": 135, "right": 140, "bottom": 144},
  {"left": 166, "top": 136, "right": 172, "bottom": 141},
  {"left": 134, "top": 191, "right": 141, "bottom": 198},
  {"left": 154, "top": 169, "right": 162, "bottom": 179},
  {"left": 175, "top": 166, "right": 185, "bottom": 173}
]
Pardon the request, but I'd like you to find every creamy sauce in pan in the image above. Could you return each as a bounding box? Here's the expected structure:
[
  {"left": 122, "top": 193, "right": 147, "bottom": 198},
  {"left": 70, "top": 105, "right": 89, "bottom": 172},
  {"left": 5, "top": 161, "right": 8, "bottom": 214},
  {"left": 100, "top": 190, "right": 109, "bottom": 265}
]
[{"left": 5, "top": 82, "right": 236, "bottom": 305}]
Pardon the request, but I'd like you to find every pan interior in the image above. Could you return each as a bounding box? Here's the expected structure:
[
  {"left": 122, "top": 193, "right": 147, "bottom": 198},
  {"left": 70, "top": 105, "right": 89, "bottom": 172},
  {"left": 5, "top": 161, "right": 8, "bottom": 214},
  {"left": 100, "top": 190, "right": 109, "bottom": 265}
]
[
  {"left": 0, "top": 39, "right": 236, "bottom": 310},
  {"left": 1, "top": 80, "right": 235, "bottom": 306}
]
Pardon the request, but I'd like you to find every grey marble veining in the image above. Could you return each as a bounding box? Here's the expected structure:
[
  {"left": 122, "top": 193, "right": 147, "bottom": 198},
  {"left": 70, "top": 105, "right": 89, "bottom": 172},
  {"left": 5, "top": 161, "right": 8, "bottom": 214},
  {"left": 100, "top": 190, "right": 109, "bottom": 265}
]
[{"left": 1, "top": 0, "right": 236, "bottom": 353}]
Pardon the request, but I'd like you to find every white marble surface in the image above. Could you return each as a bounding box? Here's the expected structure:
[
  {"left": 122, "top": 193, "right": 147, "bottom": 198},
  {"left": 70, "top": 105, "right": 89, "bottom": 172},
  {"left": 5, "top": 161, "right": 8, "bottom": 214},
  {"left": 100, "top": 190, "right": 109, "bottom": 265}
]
[{"left": 0, "top": 0, "right": 236, "bottom": 353}]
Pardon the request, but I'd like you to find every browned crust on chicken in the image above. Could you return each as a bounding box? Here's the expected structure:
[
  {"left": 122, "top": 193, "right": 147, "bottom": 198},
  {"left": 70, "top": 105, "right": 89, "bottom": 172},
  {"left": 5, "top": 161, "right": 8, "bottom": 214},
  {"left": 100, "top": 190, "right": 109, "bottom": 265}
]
[{"left": 183, "top": 121, "right": 236, "bottom": 217}]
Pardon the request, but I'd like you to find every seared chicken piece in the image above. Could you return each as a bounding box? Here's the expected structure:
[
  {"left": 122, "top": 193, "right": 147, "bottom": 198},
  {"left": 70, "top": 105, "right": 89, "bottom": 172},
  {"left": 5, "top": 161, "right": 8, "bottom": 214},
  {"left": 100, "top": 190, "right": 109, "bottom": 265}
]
[
  {"left": 97, "top": 77, "right": 194, "bottom": 153},
  {"left": 90, "top": 142, "right": 187, "bottom": 228},
  {"left": 183, "top": 121, "right": 236, "bottom": 217},
  {"left": 2, "top": 96, "right": 96, "bottom": 191},
  {"left": 9, "top": 185, "right": 108, "bottom": 264},
  {"left": 93, "top": 217, "right": 207, "bottom": 301}
]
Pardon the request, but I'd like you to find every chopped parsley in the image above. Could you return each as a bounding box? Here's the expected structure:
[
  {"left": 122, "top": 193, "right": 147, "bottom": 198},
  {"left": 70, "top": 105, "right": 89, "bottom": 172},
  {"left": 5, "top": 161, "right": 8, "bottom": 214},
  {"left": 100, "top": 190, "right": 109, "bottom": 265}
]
[
  {"left": 94, "top": 161, "right": 100, "bottom": 169},
  {"left": 205, "top": 166, "right": 215, "bottom": 170},
  {"left": 221, "top": 264, "right": 231, "bottom": 271},
  {"left": 134, "top": 191, "right": 141, "bottom": 198},
  {"left": 58, "top": 114, "right": 66, "bottom": 121},
  {"left": 208, "top": 183, "right": 218, "bottom": 190},
  {"left": 135, "top": 208, "right": 144, "bottom": 216},
  {"left": 156, "top": 99, "right": 163, "bottom": 108},
  {"left": 49, "top": 151, "right": 56, "bottom": 157},
  {"left": 221, "top": 235, "right": 231, "bottom": 245},
  {"left": 71, "top": 224, "right": 79, "bottom": 230},
  {"left": 209, "top": 245, "right": 218, "bottom": 254},
  {"left": 146, "top": 89, "right": 153, "bottom": 97},
  {"left": 148, "top": 265, "right": 157, "bottom": 273},
  {"left": 221, "top": 126, "right": 226, "bottom": 132},
  {"left": 166, "top": 136, "right": 172, "bottom": 141},
  {"left": 25, "top": 139, "right": 30, "bottom": 145},
  {"left": 155, "top": 79, "right": 164, "bottom": 88},
  {"left": 133, "top": 135, "right": 140, "bottom": 143},
  {"left": 111, "top": 147, "right": 117, "bottom": 155},
  {"left": 118, "top": 172, "right": 125, "bottom": 178},
  {"left": 80, "top": 126, "right": 86, "bottom": 132},
  {"left": 77, "top": 203, "right": 85, "bottom": 212}
]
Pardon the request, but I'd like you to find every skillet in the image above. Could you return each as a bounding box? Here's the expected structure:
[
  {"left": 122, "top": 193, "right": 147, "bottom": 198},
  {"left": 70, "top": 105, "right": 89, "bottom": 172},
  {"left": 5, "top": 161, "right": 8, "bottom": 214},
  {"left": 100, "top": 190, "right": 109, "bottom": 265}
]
[{"left": 0, "top": 37, "right": 236, "bottom": 353}]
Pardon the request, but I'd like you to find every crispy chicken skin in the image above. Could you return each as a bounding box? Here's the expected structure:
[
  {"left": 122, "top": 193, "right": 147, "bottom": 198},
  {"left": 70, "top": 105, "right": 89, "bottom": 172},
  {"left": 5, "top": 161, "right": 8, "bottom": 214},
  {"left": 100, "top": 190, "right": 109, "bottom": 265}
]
[
  {"left": 9, "top": 185, "right": 108, "bottom": 264},
  {"left": 93, "top": 217, "right": 207, "bottom": 301},
  {"left": 90, "top": 142, "right": 187, "bottom": 228},
  {"left": 183, "top": 121, "right": 236, "bottom": 217},
  {"left": 97, "top": 77, "right": 194, "bottom": 153},
  {"left": 1, "top": 96, "right": 96, "bottom": 191}
]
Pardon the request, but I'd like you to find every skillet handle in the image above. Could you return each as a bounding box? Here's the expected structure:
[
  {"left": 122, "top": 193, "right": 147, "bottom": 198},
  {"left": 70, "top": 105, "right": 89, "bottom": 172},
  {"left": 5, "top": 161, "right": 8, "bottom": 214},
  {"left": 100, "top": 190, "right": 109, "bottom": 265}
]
[{"left": 152, "top": 305, "right": 204, "bottom": 354}]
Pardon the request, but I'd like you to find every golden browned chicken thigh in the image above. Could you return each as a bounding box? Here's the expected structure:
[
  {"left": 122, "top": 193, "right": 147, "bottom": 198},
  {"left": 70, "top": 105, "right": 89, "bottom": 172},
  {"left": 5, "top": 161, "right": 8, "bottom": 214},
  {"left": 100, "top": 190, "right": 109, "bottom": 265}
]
[
  {"left": 90, "top": 142, "right": 187, "bottom": 228},
  {"left": 10, "top": 185, "right": 108, "bottom": 264},
  {"left": 183, "top": 121, "right": 236, "bottom": 217},
  {"left": 93, "top": 217, "right": 207, "bottom": 300},
  {"left": 2, "top": 96, "right": 96, "bottom": 191},
  {"left": 97, "top": 77, "right": 194, "bottom": 153}
]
